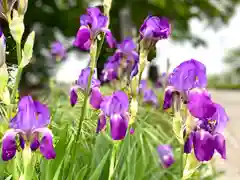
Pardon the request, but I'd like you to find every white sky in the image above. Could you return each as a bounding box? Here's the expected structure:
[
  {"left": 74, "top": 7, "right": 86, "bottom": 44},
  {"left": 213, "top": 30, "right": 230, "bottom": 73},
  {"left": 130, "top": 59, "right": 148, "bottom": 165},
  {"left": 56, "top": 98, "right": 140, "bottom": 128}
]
[{"left": 155, "top": 7, "right": 240, "bottom": 75}]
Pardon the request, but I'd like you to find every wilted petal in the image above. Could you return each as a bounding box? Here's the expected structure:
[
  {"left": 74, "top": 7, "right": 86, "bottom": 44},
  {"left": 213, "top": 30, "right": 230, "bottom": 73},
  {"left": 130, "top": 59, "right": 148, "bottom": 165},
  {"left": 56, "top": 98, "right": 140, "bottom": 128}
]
[
  {"left": 34, "top": 128, "right": 56, "bottom": 159},
  {"left": 193, "top": 130, "right": 215, "bottom": 161},
  {"left": 73, "top": 26, "right": 91, "bottom": 51},
  {"left": 187, "top": 88, "right": 216, "bottom": 119},
  {"left": 157, "top": 144, "right": 175, "bottom": 168},
  {"left": 184, "top": 132, "right": 193, "bottom": 154},
  {"left": 96, "top": 112, "right": 106, "bottom": 133},
  {"left": 212, "top": 103, "right": 229, "bottom": 134},
  {"left": 163, "top": 86, "right": 175, "bottom": 110},
  {"left": 90, "top": 87, "right": 103, "bottom": 109},
  {"left": 214, "top": 133, "right": 226, "bottom": 159},
  {"left": 70, "top": 88, "right": 78, "bottom": 107},
  {"left": 110, "top": 114, "right": 128, "bottom": 140},
  {"left": 2, "top": 130, "right": 17, "bottom": 161}
]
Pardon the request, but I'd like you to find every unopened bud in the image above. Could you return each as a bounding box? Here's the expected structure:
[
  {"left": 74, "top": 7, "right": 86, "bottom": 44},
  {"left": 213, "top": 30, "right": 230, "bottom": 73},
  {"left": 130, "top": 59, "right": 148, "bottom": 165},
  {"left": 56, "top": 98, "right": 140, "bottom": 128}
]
[
  {"left": 0, "top": 31, "right": 6, "bottom": 67},
  {"left": 18, "top": 0, "right": 28, "bottom": 16},
  {"left": 129, "top": 98, "right": 138, "bottom": 125},
  {"left": 9, "top": 10, "right": 25, "bottom": 43}
]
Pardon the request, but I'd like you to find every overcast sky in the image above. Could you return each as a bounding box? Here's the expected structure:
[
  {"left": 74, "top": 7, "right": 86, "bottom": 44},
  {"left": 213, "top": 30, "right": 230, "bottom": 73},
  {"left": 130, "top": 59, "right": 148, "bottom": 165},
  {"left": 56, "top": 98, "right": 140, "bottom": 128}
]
[{"left": 155, "top": 7, "right": 240, "bottom": 75}]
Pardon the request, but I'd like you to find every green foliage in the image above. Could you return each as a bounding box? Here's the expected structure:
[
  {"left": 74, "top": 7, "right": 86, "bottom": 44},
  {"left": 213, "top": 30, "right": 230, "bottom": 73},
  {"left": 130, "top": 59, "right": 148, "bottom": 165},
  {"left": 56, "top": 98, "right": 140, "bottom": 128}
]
[
  {"left": 0, "top": 84, "right": 226, "bottom": 179},
  {"left": 209, "top": 83, "right": 240, "bottom": 90}
]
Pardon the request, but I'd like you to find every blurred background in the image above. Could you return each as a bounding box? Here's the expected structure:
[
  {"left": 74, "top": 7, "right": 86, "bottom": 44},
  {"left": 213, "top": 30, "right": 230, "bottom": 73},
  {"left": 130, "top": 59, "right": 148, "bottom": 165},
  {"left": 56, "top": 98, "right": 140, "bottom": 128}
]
[
  {"left": 1, "top": 0, "right": 240, "bottom": 89},
  {"left": 2, "top": 0, "right": 240, "bottom": 178}
]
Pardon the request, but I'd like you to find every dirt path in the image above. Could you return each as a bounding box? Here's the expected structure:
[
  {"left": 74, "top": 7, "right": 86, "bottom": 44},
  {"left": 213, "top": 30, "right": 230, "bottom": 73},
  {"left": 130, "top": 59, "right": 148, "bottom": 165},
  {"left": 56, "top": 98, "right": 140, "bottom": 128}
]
[{"left": 210, "top": 90, "right": 240, "bottom": 179}]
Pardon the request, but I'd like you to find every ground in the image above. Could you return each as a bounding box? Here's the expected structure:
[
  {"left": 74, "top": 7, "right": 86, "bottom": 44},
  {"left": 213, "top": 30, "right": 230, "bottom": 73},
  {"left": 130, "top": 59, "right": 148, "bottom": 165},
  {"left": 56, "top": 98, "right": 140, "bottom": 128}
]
[{"left": 210, "top": 90, "right": 240, "bottom": 179}]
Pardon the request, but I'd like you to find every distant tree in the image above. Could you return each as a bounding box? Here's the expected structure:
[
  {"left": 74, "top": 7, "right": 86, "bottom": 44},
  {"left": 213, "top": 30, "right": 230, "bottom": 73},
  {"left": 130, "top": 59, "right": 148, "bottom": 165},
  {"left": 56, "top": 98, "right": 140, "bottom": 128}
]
[{"left": 224, "top": 47, "right": 240, "bottom": 75}]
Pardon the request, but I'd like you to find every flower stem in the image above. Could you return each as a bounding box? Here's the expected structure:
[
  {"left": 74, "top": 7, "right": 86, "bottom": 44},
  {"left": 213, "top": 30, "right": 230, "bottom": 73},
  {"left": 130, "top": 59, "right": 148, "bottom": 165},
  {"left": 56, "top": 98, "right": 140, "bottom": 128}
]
[
  {"left": 108, "top": 142, "right": 119, "bottom": 180},
  {"left": 10, "top": 43, "right": 22, "bottom": 113},
  {"left": 67, "top": 41, "right": 98, "bottom": 177},
  {"left": 22, "top": 147, "right": 33, "bottom": 180}
]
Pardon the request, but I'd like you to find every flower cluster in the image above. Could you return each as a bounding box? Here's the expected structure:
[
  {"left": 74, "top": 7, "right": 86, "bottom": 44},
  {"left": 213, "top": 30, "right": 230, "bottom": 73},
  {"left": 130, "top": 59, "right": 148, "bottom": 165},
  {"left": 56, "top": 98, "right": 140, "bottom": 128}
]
[
  {"left": 163, "top": 59, "right": 229, "bottom": 161},
  {"left": 2, "top": 96, "right": 56, "bottom": 161},
  {"left": 90, "top": 89, "right": 130, "bottom": 140},
  {"left": 50, "top": 41, "right": 66, "bottom": 60},
  {"left": 139, "top": 80, "right": 159, "bottom": 108},
  {"left": 73, "top": 7, "right": 115, "bottom": 51},
  {"left": 70, "top": 67, "right": 101, "bottom": 107},
  {"left": 101, "top": 38, "right": 139, "bottom": 82}
]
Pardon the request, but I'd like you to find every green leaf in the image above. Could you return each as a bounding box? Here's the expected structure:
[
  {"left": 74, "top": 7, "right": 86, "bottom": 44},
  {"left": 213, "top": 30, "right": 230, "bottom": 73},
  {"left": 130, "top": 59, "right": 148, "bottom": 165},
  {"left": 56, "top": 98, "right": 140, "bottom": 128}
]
[
  {"left": 89, "top": 150, "right": 110, "bottom": 180},
  {"left": 172, "top": 113, "right": 184, "bottom": 144},
  {"left": 0, "top": 63, "right": 8, "bottom": 95},
  {"left": 182, "top": 152, "right": 201, "bottom": 180}
]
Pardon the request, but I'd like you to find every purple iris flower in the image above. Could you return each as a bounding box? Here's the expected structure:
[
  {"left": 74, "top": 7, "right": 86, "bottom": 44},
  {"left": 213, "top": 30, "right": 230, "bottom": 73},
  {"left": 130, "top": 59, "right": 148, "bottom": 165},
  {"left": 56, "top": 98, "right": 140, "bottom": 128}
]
[
  {"left": 50, "top": 41, "right": 66, "bottom": 60},
  {"left": 140, "top": 16, "right": 171, "bottom": 48},
  {"left": 73, "top": 7, "right": 116, "bottom": 51},
  {"left": 0, "top": 28, "right": 6, "bottom": 67},
  {"left": 187, "top": 88, "right": 216, "bottom": 119},
  {"left": 163, "top": 86, "right": 176, "bottom": 110},
  {"left": 163, "top": 59, "right": 207, "bottom": 110},
  {"left": 90, "top": 87, "right": 103, "bottom": 109},
  {"left": 70, "top": 67, "right": 100, "bottom": 107},
  {"left": 101, "top": 53, "right": 120, "bottom": 81},
  {"left": 99, "top": 90, "right": 129, "bottom": 140},
  {"left": 138, "top": 80, "right": 159, "bottom": 108},
  {"left": 143, "top": 89, "right": 159, "bottom": 108},
  {"left": 168, "top": 59, "right": 207, "bottom": 91},
  {"left": 138, "top": 80, "right": 148, "bottom": 94},
  {"left": 102, "top": 38, "right": 139, "bottom": 81},
  {"left": 157, "top": 144, "right": 175, "bottom": 168},
  {"left": 130, "top": 128, "right": 134, "bottom": 135},
  {"left": 96, "top": 112, "right": 107, "bottom": 133},
  {"left": 100, "top": 90, "right": 129, "bottom": 117},
  {"left": 184, "top": 90, "right": 229, "bottom": 161},
  {"left": 2, "top": 96, "right": 56, "bottom": 161}
]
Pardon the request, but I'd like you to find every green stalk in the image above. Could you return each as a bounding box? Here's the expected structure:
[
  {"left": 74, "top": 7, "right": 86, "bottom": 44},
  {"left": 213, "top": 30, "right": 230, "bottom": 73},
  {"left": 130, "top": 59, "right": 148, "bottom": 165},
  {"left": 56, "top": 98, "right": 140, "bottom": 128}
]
[
  {"left": 138, "top": 49, "right": 148, "bottom": 86},
  {"left": 108, "top": 142, "right": 119, "bottom": 180},
  {"left": 10, "top": 43, "right": 22, "bottom": 104},
  {"left": 22, "top": 147, "right": 33, "bottom": 180},
  {"left": 67, "top": 41, "right": 98, "bottom": 176}
]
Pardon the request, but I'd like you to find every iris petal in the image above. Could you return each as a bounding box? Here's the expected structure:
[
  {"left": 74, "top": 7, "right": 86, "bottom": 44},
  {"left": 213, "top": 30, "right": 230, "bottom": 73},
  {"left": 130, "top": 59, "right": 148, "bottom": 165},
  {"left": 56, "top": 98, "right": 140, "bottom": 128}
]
[
  {"left": 73, "top": 26, "right": 91, "bottom": 51},
  {"left": 70, "top": 87, "right": 78, "bottom": 107},
  {"left": 110, "top": 114, "right": 128, "bottom": 140},
  {"left": 34, "top": 128, "right": 56, "bottom": 160},
  {"left": 2, "top": 130, "right": 17, "bottom": 161},
  {"left": 90, "top": 87, "right": 103, "bottom": 109},
  {"left": 157, "top": 144, "right": 175, "bottom": 168},
  {"left": 193, "top": 130, "right": 215, "bottom": 161},
  {"left": 214, "top": 133, "right": 226, "bottom": 159},
  {"left": 163, "top": 86, "right": 175, "bottom": 110},
  {"left": 96, "top": 113, "right": 107, "bottom": 133}
]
